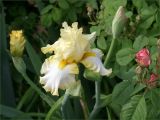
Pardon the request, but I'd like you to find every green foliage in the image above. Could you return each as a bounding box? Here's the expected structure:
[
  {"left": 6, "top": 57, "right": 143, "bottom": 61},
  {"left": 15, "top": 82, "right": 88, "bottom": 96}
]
[
  {"left": 26, "top": 41, "right": 42, "bottom": 75},
  {"left": 120, "top": 95, "right": 147, "bottom": 120},
  {"left": 1, "top": 0, "right": 160, "bottom": 120},
  {"left": 116, "top": 48, "right": 136, "bottom": 66},
  {"left": 40, "top": 0, "right": 87, "bottom": 27},
  {"left": 133, "top": 35, "right": 149, "bottom": 51},
  {"left": 112, "top": 80, "right": 134, "bottom": 105}
]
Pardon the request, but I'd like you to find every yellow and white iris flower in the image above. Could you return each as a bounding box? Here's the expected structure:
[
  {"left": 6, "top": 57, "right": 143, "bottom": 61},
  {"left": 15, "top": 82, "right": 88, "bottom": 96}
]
[{"left": 40, "top": 22, "right": 112, "bottom": 95}]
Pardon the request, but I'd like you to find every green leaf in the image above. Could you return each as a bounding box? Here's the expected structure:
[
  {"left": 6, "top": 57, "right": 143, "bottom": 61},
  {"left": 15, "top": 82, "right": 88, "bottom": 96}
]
[
  {"left": 45, "top": 96, "right": 64, "bottom": 120},
  {"left": 41, "top": 5, "right": 53, "bottom": 15},
  {"left": 150, "top": 88, "right": 160, "bottom": 109},
  {"left": 133, "top": 35, "right": 149, "bottom": 51},
  {"left": 52, "top": 7, "right": 62, "bottom": 23},
  {"left": 131, "top": 83, "right": 146, "bottom": 96},
  {"left": 12, "top": 57, "right": 26, "bottom": 74},
  {"left": 67, "top": 8, "right": 77, "bottom": 22},
  {"left": 132, "top": 0, "right": 147, "bottom": 11},
  {"left": 90, "top": 26, "right": 101, "bottom": 36},
  {"left": 112, "top": 80, "right": 134, "bottom": 105},
  {"left": 114, "top": 64, "right": 136, "bottom": 80},
  {"left": 65, "top": 81, "right": 82, "bottom": 97},
  {"left": 140, "top": 6, "right": 156, "bottom": 20},
  {"left": 97, "top": 36, "right": 107, "bottom": 50},
  {"left": 100, "top": 94, "right": 112, "bottom": 108},
  {"left": 0, "top": 2, "right": 16, "bottom": 106},
  {"left": 146, "top": 88, "right": 160, "bottom": 119},
  {"left": 0, "top": 104, "right": 32, "bottom": 119},
  {"left": 156, "top": 10, "right": 160, "bottom": 27},
  {"left": 58, "top": 0, "right": 69, "bottom": 9},
  {"left": 138, "top": 15, "right": 155, "bottom": 31},
  {"left": 148, "top": 37, "right": 158, "bottom": 46},
  {"left": 17, "top": 87, "right": 35, "bottom": 110},
  {"left": 120, "top": 95, "right": 147, "bottom": 120},
  {"left": 116, "top": 48, "right": 135, "bottom": 66},
  {"left": 41, "top": 13, "right": 52, "bottom": 27},
  {"left": 121, "top": 37, "right": 133, "bottom": 49},
  {"left": 26, "top": 41, "right": 42, "bottom": 76},
  {"left": 49, "top": 0, "right": 56, "bottom": 3}
]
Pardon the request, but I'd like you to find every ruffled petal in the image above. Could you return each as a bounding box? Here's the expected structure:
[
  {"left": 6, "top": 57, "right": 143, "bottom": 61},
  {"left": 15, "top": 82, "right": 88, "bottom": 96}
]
[
  {"left": 81, "top": 49, "right": 112, "bottom": 76},
  {"left": 83, "top": 32, "right": 96, "bottom": 43},
  {"left": 41, "top": 44, "right": 54, "bottom": 54},
  {"left": 40, "top": 59, "right": 79, "bottom": 96}
]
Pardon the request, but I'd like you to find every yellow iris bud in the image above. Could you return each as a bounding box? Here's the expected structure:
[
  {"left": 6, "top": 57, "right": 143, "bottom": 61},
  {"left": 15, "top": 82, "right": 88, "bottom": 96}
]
[{"left": 10, "top": 30, "right": 26, "bottom": 57}]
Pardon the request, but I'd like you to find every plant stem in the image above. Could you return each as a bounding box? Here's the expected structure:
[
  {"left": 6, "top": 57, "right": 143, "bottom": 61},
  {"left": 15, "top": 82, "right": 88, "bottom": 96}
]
[
  {"left": 61, "top": 94, "right": 69, "bottom": 120},
  {"left": 104, "top": 38, "right": 116, "bottom": 67},
  {"left": 89, "top": 38, "right": 117, "bottom": 119},
  {"left": 89, "top": 81, "right": 101, "bottom": 119}
]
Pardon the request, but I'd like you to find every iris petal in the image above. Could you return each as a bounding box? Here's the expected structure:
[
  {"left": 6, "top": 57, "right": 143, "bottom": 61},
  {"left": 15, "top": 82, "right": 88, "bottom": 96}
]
[
  {"left": 40, "top": 58, "right": 79, "bottom": 96},
  {"left": 81, "top": 49, "right": 112, "bottom": 76}
]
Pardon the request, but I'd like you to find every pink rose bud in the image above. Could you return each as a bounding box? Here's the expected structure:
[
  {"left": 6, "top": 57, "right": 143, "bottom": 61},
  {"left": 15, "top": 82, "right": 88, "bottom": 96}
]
[
  {"left": 149, "top": 73, "right": 158, "bottom": 83},
  {"left": 135, "top": 48, "right": 151, "bottom": 67}
]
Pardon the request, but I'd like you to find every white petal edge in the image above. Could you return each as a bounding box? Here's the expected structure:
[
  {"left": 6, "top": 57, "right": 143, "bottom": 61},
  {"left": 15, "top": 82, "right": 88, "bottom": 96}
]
[
  {"left": 84, "top": 32, "right": 96, "bottom": 43},
  {"left": 40, "top": 61, "right": 79, "bottom": 96},
  {"left": 81, "top": 49, "right": 112, "bottom": 76}
]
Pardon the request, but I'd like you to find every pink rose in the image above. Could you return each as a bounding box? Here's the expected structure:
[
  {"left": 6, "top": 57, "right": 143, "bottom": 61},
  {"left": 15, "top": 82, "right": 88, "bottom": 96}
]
[
  {"left": 135, "top": 48, "right": 151, "bottom": 67},
  {"left": 148, "top": 73, "right": 158, "bottom": 87},
  {"left": 149, "top": 73, "right": 158, "bottom": 83}
]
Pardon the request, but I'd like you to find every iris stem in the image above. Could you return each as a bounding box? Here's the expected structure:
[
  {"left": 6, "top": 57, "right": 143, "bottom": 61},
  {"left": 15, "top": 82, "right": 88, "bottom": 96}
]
[
  {"left": 89, "top": 38, "right": 117, "bottom": 119},
  {"left": 89, "top": 81, "right": 101, "bottom": 119}
]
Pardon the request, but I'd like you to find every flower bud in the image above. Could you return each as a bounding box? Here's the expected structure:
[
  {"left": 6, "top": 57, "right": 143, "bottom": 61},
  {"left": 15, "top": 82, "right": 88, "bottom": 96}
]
[
  {"left": 135, "top": 48, "right": 151, "bottom": 67},
  {"left": 10, "top": 30, "right": 26, "bottom": 57},
  {"left": 112, "top": 6, "right": 127, "bottom": 39},
  {"left": 149, "top": 73, "right": 158, "bottom": 82},
  {"left": 148, "top": 73, "right": 158, "bottom": 87},
  {"left": 135, "top": 66, "right": 142, "bottom": 75}
]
